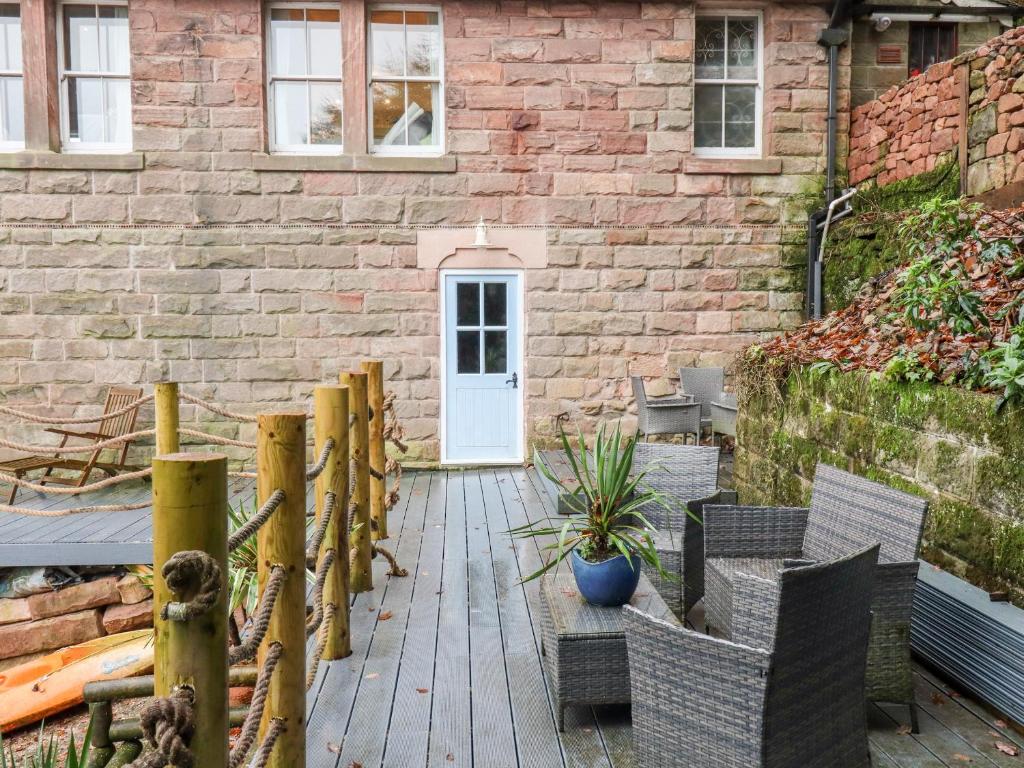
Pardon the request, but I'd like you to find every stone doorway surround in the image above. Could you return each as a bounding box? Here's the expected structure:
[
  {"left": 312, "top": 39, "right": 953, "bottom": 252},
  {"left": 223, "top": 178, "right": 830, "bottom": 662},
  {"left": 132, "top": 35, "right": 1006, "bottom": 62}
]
[{"left": 416, "top": 226, "right": 548, "bottom": 270}]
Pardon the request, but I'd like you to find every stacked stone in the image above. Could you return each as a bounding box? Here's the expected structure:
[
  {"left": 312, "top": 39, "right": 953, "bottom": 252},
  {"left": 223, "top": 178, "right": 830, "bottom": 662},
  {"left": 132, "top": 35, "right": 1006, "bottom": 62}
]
[
  {"left": 965, "top": 26, "right": 1024, "bottom": 195},
  {"left": 0, "top": 573, "right": 153, "bottom": 668}
]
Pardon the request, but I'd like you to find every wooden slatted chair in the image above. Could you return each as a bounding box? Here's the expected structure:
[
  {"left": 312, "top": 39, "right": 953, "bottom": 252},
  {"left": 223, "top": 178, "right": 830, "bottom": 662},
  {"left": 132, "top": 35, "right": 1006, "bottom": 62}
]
[{"left": 0, "top": 386, "right": 145, "bottom": 503}]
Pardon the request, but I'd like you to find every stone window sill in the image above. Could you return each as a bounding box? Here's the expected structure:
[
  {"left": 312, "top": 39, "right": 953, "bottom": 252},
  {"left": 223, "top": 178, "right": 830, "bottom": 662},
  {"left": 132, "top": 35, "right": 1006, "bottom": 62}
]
[
  {"left": 252, "top": 153, "right": 456, "bottom": 173},
  {"left": 683, "top": 157, "right": 783, "bottom": 175},
  {"left": 0, "top": 151, "right": 145, "bottom": 170}
]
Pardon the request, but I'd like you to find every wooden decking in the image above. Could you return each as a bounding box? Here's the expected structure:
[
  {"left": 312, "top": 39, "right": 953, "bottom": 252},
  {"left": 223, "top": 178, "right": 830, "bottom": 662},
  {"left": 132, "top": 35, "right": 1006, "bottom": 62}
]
[{"left": 305, "top": 467, "right": 1024, "bottom": 768}]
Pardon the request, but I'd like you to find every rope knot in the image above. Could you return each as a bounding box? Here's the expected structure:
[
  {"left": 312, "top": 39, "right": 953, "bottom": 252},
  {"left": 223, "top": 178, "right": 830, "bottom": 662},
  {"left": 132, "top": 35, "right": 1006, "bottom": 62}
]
[
  {"left": 161, "top": 550, "right": 222, "bottom": 622},
  {"left": 133, "top": 688, "right": 196, "bottom": 768}
]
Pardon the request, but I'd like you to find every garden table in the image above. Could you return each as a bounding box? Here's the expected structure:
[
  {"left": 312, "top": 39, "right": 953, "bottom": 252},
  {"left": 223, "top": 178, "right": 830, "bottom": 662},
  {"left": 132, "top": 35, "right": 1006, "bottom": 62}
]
[{"left": 538, "top": 572, "right": 681, "bottom": 730}]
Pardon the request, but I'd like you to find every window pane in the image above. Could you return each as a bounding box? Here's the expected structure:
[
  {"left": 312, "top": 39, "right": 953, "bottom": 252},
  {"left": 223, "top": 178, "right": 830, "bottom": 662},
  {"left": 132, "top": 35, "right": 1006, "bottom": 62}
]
[
  {"left": 694, "top": 84, "right": 723, "bottom": 148},
  {"left": 1, "top": 76, "right": 23, "bottom": 142},
  {"left": 484, "top": 331, "right": 507, "bottom": 374},
  {"left": 483, "top": 283, "right": 507, "bottom": 326},
  {"left": 67, "top": 77, "right": 103, "bottom": 141},
  {"left": 370, "top": 10, "right": 405, "bottom": 77},
  {"left": 65, "top": 5, "right": 99, "bottom": 72},
  {"left": 371, "top": 80, "right": 406, "bottom": 146},
  {"left": 98, "top": 5, "right": 129, "bottom": 73},
  {"left": 273, "top": 80, "right": 309, "bottom": 146},
  {"left": 307, "top": 9, "right": 341, "bottom": 77},
  {"left": 309, "top": 81, "right": 342, "bottom": 145},
  {"left": 727, "top": 17, "right": 757, "bottom": 80},
  {"left": 724, "top": 85, "right": 756, "bottom": 148},
  {"left": 0, "top": 5, "right": 21, "bottom": 72},
  {"left": 457, "top": 331, "right": 480, "bottom": 374},
  {"left": 270, "top": 8, "right": 307, "bottom": 76},
  {"left": 406, "top": 11, "right": 440, "bottom": 77},
  {"left": 695, "top": 18, "right": 725, "bottom": 79},
  {"left": 406, "top": 81, "right": 437, "bottom": 147},
  {"left": 456, "top": 282, "right": 479, "bottom": 326},
  {"left": 104, "top": 78, "right": 130, "bottom": 144}
]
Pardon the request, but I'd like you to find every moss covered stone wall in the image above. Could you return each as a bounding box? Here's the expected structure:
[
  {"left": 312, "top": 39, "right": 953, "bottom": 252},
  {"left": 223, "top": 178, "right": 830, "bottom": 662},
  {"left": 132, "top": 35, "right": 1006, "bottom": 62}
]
[{"left": 735, "top": 368, "right": 1024, "bottom": 606}]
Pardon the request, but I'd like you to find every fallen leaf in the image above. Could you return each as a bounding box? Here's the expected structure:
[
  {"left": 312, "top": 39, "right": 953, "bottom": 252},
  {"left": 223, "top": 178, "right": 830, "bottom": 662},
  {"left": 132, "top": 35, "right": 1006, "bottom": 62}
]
[
  {"left": 896, "top": 724, "right": 912, "bottom": 736},
  {"left": 365, "top": 673, "right": 380, "bottom": 680},
  {"left": 348, "top": 763, "right": 363, "bottom": 768},
  {"left": 378, "top": 610, "right": 393, "bottom": 621},
  {"left": 327, "top": 743, "right": 340, "bottom": 754},
  {"left": 416, "top": 687, "right": 429, "bottom": 694},
  {"left": 446, "top": 754, "right": 455, "bottom": 762},
  {"left": 995, "top": 742, "right": 1019, "bottom": 756},
  {"left": 995, "top": 719, "right": 1008, "bottom": 728},
  {"left": 951, "top": 754, "right": 972, "bottom": 762},
  {"left": 931, "top": 692, "right": 946, "bottom": 705}
]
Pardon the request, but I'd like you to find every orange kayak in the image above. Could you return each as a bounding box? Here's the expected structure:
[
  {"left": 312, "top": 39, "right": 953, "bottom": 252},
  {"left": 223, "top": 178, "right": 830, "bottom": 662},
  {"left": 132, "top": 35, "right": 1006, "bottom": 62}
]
[{"left": 0, "top": 630, "right": 153, "bottom": 733}]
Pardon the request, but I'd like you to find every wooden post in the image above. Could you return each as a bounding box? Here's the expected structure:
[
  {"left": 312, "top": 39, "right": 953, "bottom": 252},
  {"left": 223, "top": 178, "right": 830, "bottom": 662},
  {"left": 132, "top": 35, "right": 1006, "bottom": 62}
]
[
  {"left": 361, "top": 360, "right": 387, "bottom": 541},
  {"left": 155, "top": 382, "right": 180, "bottom": 455},
  {"left": 20, "top": 0, "right": 60, "bottom": 152},
  {"left": 256, "top": 413, "right": 307, "bottom": 768},
  {"left": 313, "top": 386, "right": 351, "bottom": 660},
  {"left": 340, "top": 371, "right": 372, "bottom": 593},
  {"left": 152, "top": 452, "right": 229, "bottom": 768}
]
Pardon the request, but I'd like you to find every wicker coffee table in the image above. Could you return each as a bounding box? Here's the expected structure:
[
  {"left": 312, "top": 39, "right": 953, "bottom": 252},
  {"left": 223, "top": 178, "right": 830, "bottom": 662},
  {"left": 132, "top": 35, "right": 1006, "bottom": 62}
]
[{"left": 538, "top": 572, "right": 681, "bottom": 730}]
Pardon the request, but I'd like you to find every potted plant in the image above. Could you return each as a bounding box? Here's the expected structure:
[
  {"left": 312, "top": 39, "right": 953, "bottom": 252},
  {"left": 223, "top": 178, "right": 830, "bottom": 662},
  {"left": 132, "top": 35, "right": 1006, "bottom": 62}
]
[{"left": 512, "top": 423, "right": 671, "bottom": 607}]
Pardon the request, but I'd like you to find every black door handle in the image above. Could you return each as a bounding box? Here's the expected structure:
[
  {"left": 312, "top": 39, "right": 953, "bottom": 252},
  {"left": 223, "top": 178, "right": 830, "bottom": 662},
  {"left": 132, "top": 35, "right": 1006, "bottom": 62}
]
[{"left": 506, "top": 372, "right": 518, "bottom": 388}]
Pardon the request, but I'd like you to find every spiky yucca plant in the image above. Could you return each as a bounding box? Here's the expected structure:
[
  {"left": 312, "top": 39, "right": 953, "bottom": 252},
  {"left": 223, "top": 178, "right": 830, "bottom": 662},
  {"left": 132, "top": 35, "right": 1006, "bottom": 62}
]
[{"left": 0, "top": 720, "right": 92, "bottom": 768}]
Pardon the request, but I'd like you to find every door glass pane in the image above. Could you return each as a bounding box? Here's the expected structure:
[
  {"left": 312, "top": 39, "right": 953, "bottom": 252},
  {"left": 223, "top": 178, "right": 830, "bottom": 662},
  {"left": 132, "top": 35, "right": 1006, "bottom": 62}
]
[
  {"left": 65, "top": 5, "right": 99, "bottom": 72},
  {"left": 273, "top": 80, "right": 309, "bottom": 146},
  {"left": 456, "top": 282, "right": 479, "bottom": 326},
  {"left": 309, "top": 81, "right": 342, "bottom": 145},
  {"left": 694, "top": 84, "right": 723, "bottom": 148},
  {"left": 406, "top": 11, "right": 439, "bottom": 77},
  {"left": 0, "top": 5, "right": 21, "bottom": 72},
  {"left": 307, "top": 9, "right": 341, "bottom": 77},
  {"left": 1, "top": 76, "right": 23, "bottom": 142},
  {"left": 370, "top": 10, "right": 405, "bottom": 77},
  {"left": 483, "top": 283, "right": 507, "bottom": 326},
  {"left": 695, "top": 18, "right": 725, "bottom": 79},
  {"left": 371, "top": 80, "right": 405, "bottom": 146},
  {"left": 98, "top": 5, "right": 129, "bottom": 74},
  {"left": 406, "top": 81, "right": 437, "bottom": 147},
  {"left": 270, "top": 8, "right": 307, "bottom": 76},
  {"left": 67, "top": 77, "right": 103, "bottom": 141},
  {"left": 104, "top": 78, "right": 130, "bottom": 144},
  {"left": 727, "top": 17, "right": 757, "bottom": 80},
  {"left": 724, "top": 85, "right": 756, "bottom": 148},
  {"left": 484, "top": 331, "right": 507, "bottom": 374},
  {"left": 457, "top": 331, "right": 480, "bottom": 374}
]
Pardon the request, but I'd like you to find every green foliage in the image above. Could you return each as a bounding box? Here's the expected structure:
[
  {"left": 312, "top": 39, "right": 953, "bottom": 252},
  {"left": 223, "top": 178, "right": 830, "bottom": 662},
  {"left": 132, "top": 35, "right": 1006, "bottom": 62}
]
[
  {"left": 882, "top": 349, "right": 936, "bottom": 383},
  {"left": 982, "top": 328, "right": 1024, "bottom": 413},
  {"left": 511, "top": 423, "right": 683, "bottom": 582},
  {"left": 806, "top": 360, "right": 840, "bottom": 383},
  {"left": 0, "top": 720, "right": 92, "bottom": 768}
]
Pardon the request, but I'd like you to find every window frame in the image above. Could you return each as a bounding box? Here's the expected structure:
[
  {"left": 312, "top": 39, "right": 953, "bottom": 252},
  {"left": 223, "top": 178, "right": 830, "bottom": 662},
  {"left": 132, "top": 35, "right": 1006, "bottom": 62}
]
[
  {"left": 0, "top": 2, "right": 24, "bottom": 151},
  {"left": 366, "top": 3, "right": 444, "bottom": 158},
  {"left": 908, "top": 22, "right": 957, "bottom": 78},
  {"left": 265, "top": 2, "right": 345, "bottom": 155},
  {"left": 692, "top": 9, "right": 763, "bottom": 159},
  {"left": 55, "top": 0, "right": 133, "bottom": 154}
]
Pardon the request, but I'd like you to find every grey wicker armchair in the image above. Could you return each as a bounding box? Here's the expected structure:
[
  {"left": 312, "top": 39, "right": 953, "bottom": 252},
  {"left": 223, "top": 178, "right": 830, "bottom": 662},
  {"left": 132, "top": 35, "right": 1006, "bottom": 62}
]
[
  {"left": 703, "top": 462, "right": 929, "bottom": 731},
  {"left": 631, "top": 377, "right": 701, "bottom": 443},
  {"left": 632, "top": 444, "right": 730, "bottom": 617},
  {"left": 624, "top": 544, "right": 879, "bottom": 768},
  {"left": 710, "top": 392, "right": 738, "bottom": 443},
  {"left": 678, "top": 366, "right": 725, "bottom": 432}
]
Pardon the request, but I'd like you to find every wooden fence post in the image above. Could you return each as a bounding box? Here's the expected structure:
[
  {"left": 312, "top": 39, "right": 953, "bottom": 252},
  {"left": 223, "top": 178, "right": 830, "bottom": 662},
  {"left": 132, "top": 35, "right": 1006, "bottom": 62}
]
[
  {"left": 154, "top": 382, "right": 179, "bottom": 455},
  {"left": 152, "top": 452, "right": 229, "bottom": 768},
  {"left": 313, "top": 385, "right": 351, "bottom": 660},
  {"left": 256, "top": 413, "right": 307, "bottom": 768},
  {"left": 340, "top": 371, "right": 373, "bottom": 593},
  {"left": 361, "top": 360, "right": 387, "bottom": 541}
]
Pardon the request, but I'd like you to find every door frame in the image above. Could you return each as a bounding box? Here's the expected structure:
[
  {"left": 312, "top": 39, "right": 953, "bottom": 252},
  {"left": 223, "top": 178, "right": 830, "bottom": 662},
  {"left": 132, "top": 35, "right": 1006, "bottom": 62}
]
[{"left": 439, "top": 268, "right": 526, "bottom": 466}]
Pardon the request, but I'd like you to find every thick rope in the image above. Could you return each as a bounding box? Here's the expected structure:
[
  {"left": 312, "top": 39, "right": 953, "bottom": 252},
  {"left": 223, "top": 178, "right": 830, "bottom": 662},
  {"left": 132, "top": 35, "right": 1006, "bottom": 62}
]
[
  {"left": 229, "top": 565, "right": 285, "bottom": 664},
  {"left": 229, "top": 642, "right": 282, "bottom": 768},
  {"left": 373, "top": 544, "right": 408, "bottom": 577},
  {"left": 179, "top": 393, "right": 260, "bottom": 423},
  {"left": 229, "top": 471, "right": 258, "bottom": 479},
  {"left": 0, "top": 395, "right": 154, "bottom": 425},
  {"left": 306, "top": 549, "right": 336, "bottom": 638},
  {"left": 306, "top": 602, "right": 336, "bottom": 689},
  {"left": 246, "top": 717, "right": 286, "bottom": 768},
  {"left": 0, "top": 499, "right": 151, "bottom": 516},
  {"left": 161, "top": 551, "right": 222, "bottom": 622},
  {"left": 0, "top": 428, "right": 155, "bottom": 455},
  {"left": 0, "top": 466, "right": 152, "bottom": 495},
  {"left": 177, "top": 429, "right": 256, "bottom": 449},
  {"left": 384, "top": 456, "right": 402, "bottom": 511},
  {"left": 228, "top": 490, "right": 286, "bottom": 552},
  {"left": 306, "top": 491, "right": 335, "bottom": 561},
  {"left": 368, "top": 464, "right": 384, "bottom": 481},
  {"left": 128, "top": 688, "right": 195, "bottom": 768},
  {"left": 305, "top": 438, "right": 335, "bottom": 481}
]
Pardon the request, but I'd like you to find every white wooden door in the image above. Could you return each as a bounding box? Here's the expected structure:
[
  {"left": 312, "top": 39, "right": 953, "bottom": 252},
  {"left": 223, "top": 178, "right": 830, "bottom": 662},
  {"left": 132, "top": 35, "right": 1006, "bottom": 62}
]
[{"left": 442, "top": 272, "right": 523, "bottom": 464}]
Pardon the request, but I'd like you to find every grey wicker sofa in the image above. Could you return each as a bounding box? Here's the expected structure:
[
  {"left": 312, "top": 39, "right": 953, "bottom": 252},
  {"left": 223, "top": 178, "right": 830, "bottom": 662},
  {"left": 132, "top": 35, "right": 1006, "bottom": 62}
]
[
  {"left": 625, "top": 544, "right": 879, "bottom": 768},
  {"left": 632, "top": 443, "right": 732, "bottom": 617},
  {"left": 703, "top": 463, "right": 929, "bottom": 731},
  {"left": 631, "top": 377, "right": 701, "bottom": 443}
]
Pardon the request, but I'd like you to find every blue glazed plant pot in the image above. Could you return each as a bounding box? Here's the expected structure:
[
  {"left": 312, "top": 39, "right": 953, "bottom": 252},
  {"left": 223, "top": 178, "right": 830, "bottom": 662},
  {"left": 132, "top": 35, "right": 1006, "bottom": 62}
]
[{"left": 571, "top": 549, "right": 642, "bottom": 607}]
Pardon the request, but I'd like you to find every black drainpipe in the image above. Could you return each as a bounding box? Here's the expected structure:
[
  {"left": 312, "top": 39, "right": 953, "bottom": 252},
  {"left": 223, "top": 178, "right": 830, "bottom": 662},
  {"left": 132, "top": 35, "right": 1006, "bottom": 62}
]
[{"left": 807, "top": 1, "right": 851, "bottom": 319}]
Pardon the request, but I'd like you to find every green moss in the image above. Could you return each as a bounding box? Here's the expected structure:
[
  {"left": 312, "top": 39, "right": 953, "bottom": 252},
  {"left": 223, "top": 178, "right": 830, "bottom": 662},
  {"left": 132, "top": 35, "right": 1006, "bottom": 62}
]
[
  {"left": 973, "top": 454, "right": 1024, "bottom": 518},
  {"left": 926, "top": 498, "right": 996, "bottom": 574}
]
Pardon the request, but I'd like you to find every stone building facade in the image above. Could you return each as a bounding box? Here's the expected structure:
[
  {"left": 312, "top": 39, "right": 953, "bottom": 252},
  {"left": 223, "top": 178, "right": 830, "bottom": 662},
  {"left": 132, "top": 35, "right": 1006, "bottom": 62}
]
[{"left": 0, "top": 0, "right": 842, "bottom": 463}]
